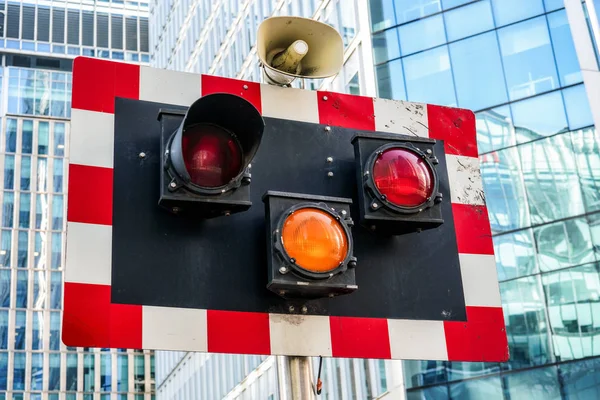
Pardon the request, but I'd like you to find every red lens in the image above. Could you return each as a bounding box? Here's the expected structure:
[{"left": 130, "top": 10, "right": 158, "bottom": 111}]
[
  {"left": 181, "top": 124, "right": 243, "bottom": 188},
  {"left": 372, "top": 147, "right": 434, "bottom": 208}
]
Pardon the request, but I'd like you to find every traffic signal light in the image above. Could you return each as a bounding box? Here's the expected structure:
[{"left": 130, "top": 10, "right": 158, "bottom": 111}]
[
  {"left": 352, "top": 132, "right": 443, "bottom": 235},
  {"left": 158, "top": 93, "right": 265, "bottom": 218},
  {"left": 263, "top": 191, "right": 357, "bottom": 299}
]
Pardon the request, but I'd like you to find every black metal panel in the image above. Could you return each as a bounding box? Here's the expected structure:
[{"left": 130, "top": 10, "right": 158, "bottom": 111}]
[{"left": 111, "top": 98, "right": 467, "bottom": 321}]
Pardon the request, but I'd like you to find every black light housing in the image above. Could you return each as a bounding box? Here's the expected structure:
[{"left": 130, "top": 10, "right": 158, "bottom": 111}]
[
  {"left": 263, "top": 191, "right": 358, "bottom": 300},
  {"left": 158, "top": 94, "right": 265, "bottom": 218},
  {"left": 352, "top": 132, "right": 444, "bottom": 235}
]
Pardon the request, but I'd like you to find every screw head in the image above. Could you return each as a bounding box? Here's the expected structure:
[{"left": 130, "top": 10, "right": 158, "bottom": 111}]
[
  {"left": 279, "top": 290, "right": 286, "bottom": 296},
  {"left": 243, "top": 84, "right": 249, "bottom": 90},
  {"left": 289, "top": 306, "right": 295, "bottom": 312},
  {"left": 327, "top": 171, "right": 334, "bottom": 177},
  {"left": 341, "top": 210, "right": 347, "bottom": 216},
  {"left": 325, "top": 126, "right": 331, "bottom": 132},
  {"left": 326, "top": 157, "right": 333, "bottom": 163},
  {"left": 329, "top": 293, "right": 335, "bottom": 298},
  {"left": 279, "top": 266, "right": 288, "bottom": 274},
  {"left": 169, "top": 182, "right": 177, "bottom": 188},
  {"left": 290, "top": 258, "right": 296, "bottom": 264},
  {"left": 301, "top": 306, "right": 308, "bottom": 313},
  {"left": 322, "top": 95, "right": 328, "bottom": 101},
  {"left": 426, "top": 149, "right": 432, "bottom": 154},
  {"left": 172, "top": 207, "right": 181, "bottom": 213},
  {"left": 139, "top": 152, "right": 146, "bottom": 159},
  {"left": 224, "top": 211, "right": 231, "bottom": 217},
  {"left": 372, "top": 203, "right": 379, "bottom": 209}
]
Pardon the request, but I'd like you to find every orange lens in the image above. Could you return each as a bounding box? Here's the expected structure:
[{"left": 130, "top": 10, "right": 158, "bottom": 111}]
[{"left": 281, "top": 208, "right": 349, "bottom": 273}]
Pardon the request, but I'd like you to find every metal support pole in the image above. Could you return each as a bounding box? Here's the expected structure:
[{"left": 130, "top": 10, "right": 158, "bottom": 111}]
[{"left": 277, "top": 355, "right": 315, "bottom": 400}]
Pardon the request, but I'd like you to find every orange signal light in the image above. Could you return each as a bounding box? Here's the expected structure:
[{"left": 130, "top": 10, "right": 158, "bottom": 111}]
[{"left": 281, "top": 208, "right": 348, "bottom": 273}]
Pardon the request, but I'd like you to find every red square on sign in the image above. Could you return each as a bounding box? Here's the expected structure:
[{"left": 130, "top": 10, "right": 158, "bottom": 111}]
[
  {"left": 330, "top": 316, "right": 391, "bottom": 359},
  {"left": 207, "top": 310, "right": 271, "bottom": 355}
]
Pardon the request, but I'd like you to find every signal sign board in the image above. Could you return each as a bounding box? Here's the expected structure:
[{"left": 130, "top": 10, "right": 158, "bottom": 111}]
[{"left": 62, "top": 57, "right": 508, "bottom": 362}]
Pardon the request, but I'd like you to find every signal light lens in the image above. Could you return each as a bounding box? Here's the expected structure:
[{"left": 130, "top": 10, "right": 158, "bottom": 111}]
[
  {"left": 373, "top": 148, "right": 434, "bottom": 208},
  {"left": 281, "top": 208, "right": 348, "bottom": 273},
  {"left": 182, "top": 124, "right": 243, "bottom": 188}
]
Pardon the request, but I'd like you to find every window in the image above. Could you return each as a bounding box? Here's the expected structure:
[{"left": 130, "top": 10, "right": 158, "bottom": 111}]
[
  {"left": 21, "top": 5, "right": 34, "bottom": 40},
  {"left": 5, "top": 119, "right": 16, "bottom": 152},
  {"left": 480, "top": 147, "right": 530, "bottom": 233},
  {"left": 6, "top": 3, "right": 19, "bottom": 39},
  {"left": 66, "top": 353, "right": 78, "bottom": 391},
  {"left": 19, "top": 193, "right": 30, "bottom": 228},
  {"left": 372, "top": 28, "right": 400, "bottom": 64},
  {"left": 84, "top": 354, "right": 95, "bottom": 391},
  {"left": 15, "top": 270, "right": 27, "bottom": 309},
  {"left": 101, "top": 354, "right": 112, "bottom": 391},
  {"left": 51, "top": 232, "right": 61, "bottom": 269},
  {"left": 50, "top": 271, "right": 61, "bottom": 309},
  {"left": 2, "top": 192, "right": 13, "bottom": 228},
  {"left": 0, "top": 270, "right": 9, "bottom": 307},
  {"left": 67, "top": 10, "right": 79, "bottom": 45},
  {"left": 111, "top": 15, "right": 123, "bottom": 49},
  {"left": 37, "top": 7, "right": 50, "bottom": 42},
  {"left": 49, "top": 353, "right": 60, "bottom": 390},
  {"left": 31, "top": 353, "right": 43, "bottom": 390},
  {"left": 13, "top": 352, "right": 25, "bottom": 390},
  {"left": 37, "top": 158, "right": 47, "bottom": 192},
  {"left": 498, "top": 17, "right": 559, "bottom": 101},
  {"left": 54, "top": 122, "right": 65, "bottom": 156},
  {"left": 535, "top": 217, "right": 595, "bottom": 272},
  {"left": 140, "top": 18, "right": 149, "bottom": 52},
  {"left": 548, "top": 10, "right": 583, "bottom": 87},
  {"left": 398, "top": 15, "right": 445, "bottom": 56},
  {"left": 0, "top": 352, "right": 6, "bottom": 390},
  {"left": 20, "top": 156, "right": 31, "bottom": 191},
  {"left": 561, "top": 358, "right": 600, "bottom": 398},
  {"left": 519, "top": 133, "right": 584, "bottom": 224},
  {"left": 52, "top": 195, "right": 63, "bottom": 230},
  {"left": 4, "top": 155, "right": 13, "bottom": 189},
  {"left": 36, "top": 194, "right": 48, "bottom": 230},
  {"left": 38, "top": 121, "right": 49, "bottom": 155},
  {"left": 449, "top": 375, "right": 503, "bottom": 398},
  {"left": 22, "top": 120, "right": 33, "bottom": 153},
  {"left": 492, "top": 0, "right": 544, "bottom": 27},
  {"left": 376, "top": 59, "right": 406, "bottom": 101},
  {"left": 449, "top": 32, "right": 507, "bottom": 111},
  {"left": 134, "top": 355, "right": 145, "bottom": 391},
  {"left": 17, "top": 230, "right": 27, "bottom": 267},
  {"left": 97, "top": 13, "right": 109, "bottom": 48},
  {"left": 32, "top": 271, "right": 44, "bottom": 308},
  {"left": 53, "top": 159, "right": 63, "bottom": 192},
  {"left": 126, "top": 17, "right": 138, "bottom": 51},
  {"left": 0, "top": 231, "right": 10, "bottom": 267},
  {"left": 14, "top": 310, "right": 26, "bottom": 349},
  {"left": 49, "top": 311, "right": 60, "bottom": 350},
  {"left": 52, "top": 9, "right": 65, "bottom": 43},
  {"left": 504, "top": 366, "right": 560, "bottom": 398},
  {"left": 563, "top": 84, "right": 593, "bottom": 130},
  {"left": 118, "top": 354, "right": 128, "bottom": 391},
  {"left": 444, "top": 0, "right": 494, "bottom": 42},
  {"left": 511, "top": 91, "right": 568, "bottom": 142},
  {"left": 404, "top": 46, "right": 456, "bottom": 106},
  {"left": 0, "top": 310, "right": 7, "bottom": 349},
  {"left": 494, "top": 229, "right": 538, "bottom": 281},
  {"left": 369, "top": 0, "right": 396, "bottom": 31},
  {"left": 82, "top": 11, "right": 94, "bottom": 46},
  {"left": 393, "top": 0, "right": 441, "bottom": 25}
]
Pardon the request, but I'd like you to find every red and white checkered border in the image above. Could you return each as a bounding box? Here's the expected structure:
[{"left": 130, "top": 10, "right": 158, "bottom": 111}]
[{"left": 62, "top": 57, "right": 508, "bottom": 362}]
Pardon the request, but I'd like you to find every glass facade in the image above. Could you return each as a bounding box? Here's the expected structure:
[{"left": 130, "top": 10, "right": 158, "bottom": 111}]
[
  {"left": 149, "top": 0, "right": 375, "bottom": 95},
  {"left": 370, "top": 0, "right": 600, "bottom": 398},
  {"left": 0, "top": 0, "right": 150, "bottom": 63},
  {"left": 0, "top": 63, "right": 156, "bottom": 399}
]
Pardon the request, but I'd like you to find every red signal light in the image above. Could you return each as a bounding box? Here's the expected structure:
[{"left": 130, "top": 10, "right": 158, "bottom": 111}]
[
  {"left": 182, "top": 124, "right": 243, "bottom": 188},
  {"left": 372, "top": 148, "right": 435, "bottom": 208}
]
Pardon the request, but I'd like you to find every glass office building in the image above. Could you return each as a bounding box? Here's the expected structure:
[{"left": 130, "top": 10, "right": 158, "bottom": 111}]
[
  {"left": 153, "top": 0, "right": 600, "bottom": 399},
  {"left": 0, "top": 1, "right": 155, "bottom": 400},
  {"left": 370, "top": 0, "right": 600, "bottom": 398}
]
